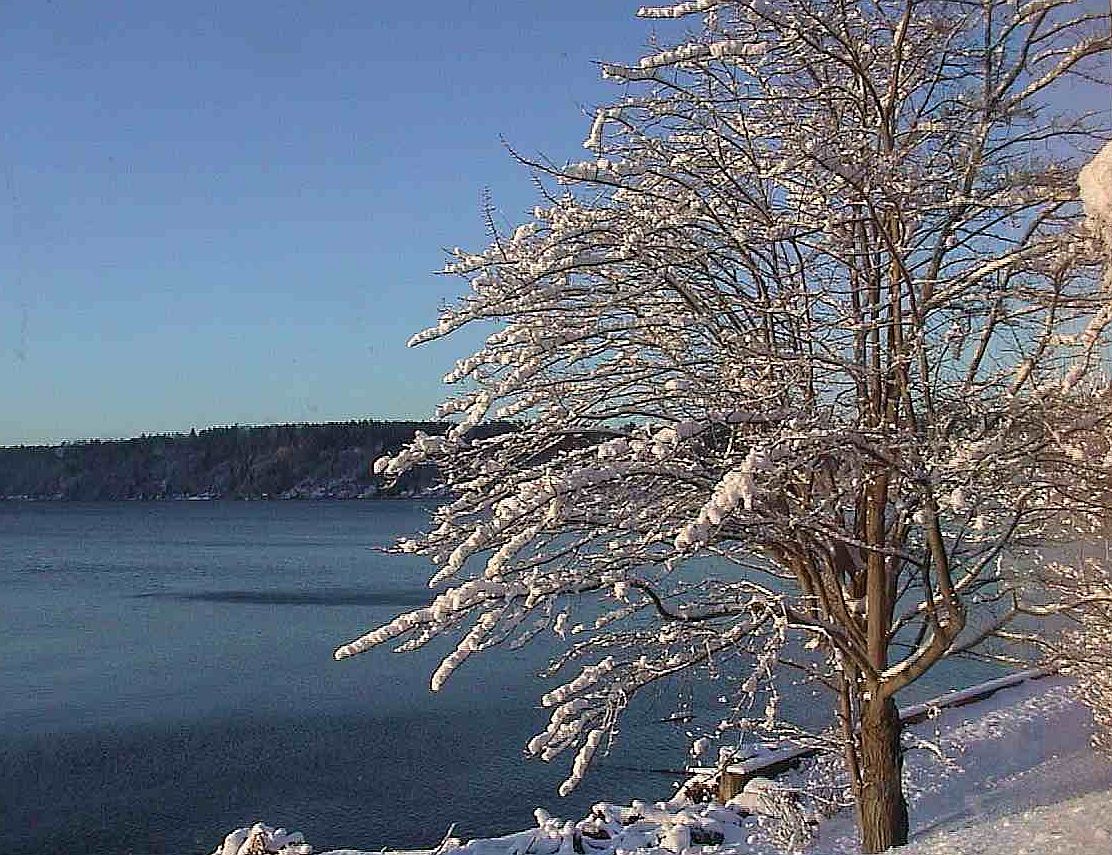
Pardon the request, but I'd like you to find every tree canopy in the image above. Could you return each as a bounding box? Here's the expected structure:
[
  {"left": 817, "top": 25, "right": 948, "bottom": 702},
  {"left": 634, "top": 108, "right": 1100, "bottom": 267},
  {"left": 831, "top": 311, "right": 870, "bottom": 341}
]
[{"left": 337, "top": 2, "right": 1111, "bottom": 850}]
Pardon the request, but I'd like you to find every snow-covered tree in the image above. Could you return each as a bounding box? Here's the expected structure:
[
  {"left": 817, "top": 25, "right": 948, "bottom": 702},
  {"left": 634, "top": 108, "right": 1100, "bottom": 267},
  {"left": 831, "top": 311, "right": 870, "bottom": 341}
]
[
  {"left": 1039, "top": 140, "right": 1112, "bottom": 756},
  {"left": 337, "top": 2, "right": 1111, "bottom": 851}
]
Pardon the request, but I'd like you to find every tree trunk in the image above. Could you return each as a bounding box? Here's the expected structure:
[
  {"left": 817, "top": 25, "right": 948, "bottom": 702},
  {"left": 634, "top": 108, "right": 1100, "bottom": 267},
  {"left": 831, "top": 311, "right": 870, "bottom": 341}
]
[{"left": 857, "top": 696, "right": 909, "bottom": 853}]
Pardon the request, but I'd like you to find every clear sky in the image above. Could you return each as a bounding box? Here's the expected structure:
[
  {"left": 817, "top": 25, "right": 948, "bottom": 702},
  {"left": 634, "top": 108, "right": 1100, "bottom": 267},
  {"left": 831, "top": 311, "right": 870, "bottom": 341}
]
[{"left": 0, "top": 2, "right": 671, "bottom": 445}]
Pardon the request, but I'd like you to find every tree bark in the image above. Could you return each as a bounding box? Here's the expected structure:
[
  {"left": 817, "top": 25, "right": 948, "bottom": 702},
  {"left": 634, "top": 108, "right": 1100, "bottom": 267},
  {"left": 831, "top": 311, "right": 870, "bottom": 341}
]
[{"left": 857, "top": 695, "right": 909, "bottom": 853}]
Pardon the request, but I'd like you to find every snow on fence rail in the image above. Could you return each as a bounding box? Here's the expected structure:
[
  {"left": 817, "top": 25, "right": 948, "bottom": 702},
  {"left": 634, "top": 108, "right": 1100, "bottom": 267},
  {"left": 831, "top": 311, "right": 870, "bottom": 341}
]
[
  {"left": 685, "top": 667, "right": 1058, "bottom": 801},
  {"left": 898, "top": 667, "right": 1058, "bottom": 725}
]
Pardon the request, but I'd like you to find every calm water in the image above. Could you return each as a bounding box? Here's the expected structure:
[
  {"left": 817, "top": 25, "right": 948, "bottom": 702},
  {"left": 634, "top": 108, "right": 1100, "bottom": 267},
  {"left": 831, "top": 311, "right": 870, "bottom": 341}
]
[
  {"left": 0, "top": 501, "right": 1002, "bottom": 855},
  {"left": 0, "top": 501, "right": 688, "bottom": 855}
]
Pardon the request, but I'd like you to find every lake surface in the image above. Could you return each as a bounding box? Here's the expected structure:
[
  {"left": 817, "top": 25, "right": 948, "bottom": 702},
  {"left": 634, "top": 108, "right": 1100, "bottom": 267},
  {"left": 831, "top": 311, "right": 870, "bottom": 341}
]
[
  {"left": 0, "top": 501, "right": 691, "bottom": 855},
  {"left": 0, "top": 501, "right": 1004, "bottom": 855}
]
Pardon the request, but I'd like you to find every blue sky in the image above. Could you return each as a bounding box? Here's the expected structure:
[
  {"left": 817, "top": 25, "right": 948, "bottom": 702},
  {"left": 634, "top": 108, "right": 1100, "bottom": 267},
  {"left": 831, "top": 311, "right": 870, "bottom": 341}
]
[
  {"left": 1, "top": 4, "right": 1105, "bottom": 446},
  {"left": 0, "top": 2, "right": 669, "bottom": 444}
]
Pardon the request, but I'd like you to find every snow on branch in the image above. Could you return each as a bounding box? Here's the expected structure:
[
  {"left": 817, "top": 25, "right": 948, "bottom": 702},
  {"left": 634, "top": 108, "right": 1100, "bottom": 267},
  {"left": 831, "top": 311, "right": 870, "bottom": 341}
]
[{"left": 638, "top": 0, "right": 725, "bottom": 18}]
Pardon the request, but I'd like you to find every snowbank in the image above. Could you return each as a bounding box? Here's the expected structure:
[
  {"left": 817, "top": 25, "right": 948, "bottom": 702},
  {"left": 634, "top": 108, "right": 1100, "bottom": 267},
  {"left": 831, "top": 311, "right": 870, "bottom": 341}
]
[
  {"left": 897, "top": 791, "right": 1112, "bottom": 855},
  {"left": 811, "top": 677, "right": 1112, "bottom": 853},
  {"left": 212, "top": 677, "right": 1112, "bottom": 855},
  {"left": 1080, "top": 140, "right": 1112, "bottom": 248}
]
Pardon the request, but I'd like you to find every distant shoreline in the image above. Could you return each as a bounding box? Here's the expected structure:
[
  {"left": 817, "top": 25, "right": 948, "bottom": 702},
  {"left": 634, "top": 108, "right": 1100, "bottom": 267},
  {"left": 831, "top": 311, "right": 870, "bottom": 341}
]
[
  {"left": 0, "top": 420, "right": 510, "bottom": 502},
  {"left": 0, "top": 493, "right": 442, "bottom": 500},
  {"left": 0, "top": 492, "right": 445, "bottom": 502}
]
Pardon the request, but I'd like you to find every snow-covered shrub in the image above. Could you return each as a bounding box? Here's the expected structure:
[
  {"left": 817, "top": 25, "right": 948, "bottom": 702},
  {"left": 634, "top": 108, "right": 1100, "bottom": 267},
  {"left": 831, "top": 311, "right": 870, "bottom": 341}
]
[
  {"left": 437, "top": 792, "right": 811, "bottom": 855},
  {"left": 1047, "top": 136, "right": 1112, "bottom": 743},
  {"left": 1042, "top": 555, "right": 1112, "bottom": 754},
  {"left": 211, "top": 822, "right": 312, "bottom": 855},
  {"left": 728, "top": 777, "right": 813, "bottom": 852}
]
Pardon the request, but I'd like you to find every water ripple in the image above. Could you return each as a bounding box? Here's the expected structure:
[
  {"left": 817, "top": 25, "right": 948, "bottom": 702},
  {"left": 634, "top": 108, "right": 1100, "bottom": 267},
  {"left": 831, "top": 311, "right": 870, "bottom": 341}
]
[{"left": 131, "top": 587, "right": 431, "bottom": 607}]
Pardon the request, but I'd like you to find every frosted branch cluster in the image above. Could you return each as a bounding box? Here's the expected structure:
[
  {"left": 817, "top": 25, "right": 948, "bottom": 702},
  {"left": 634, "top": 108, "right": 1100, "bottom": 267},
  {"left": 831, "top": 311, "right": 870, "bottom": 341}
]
[{"left": 337, "top": 0, "right": 1111, "bottom": 795}]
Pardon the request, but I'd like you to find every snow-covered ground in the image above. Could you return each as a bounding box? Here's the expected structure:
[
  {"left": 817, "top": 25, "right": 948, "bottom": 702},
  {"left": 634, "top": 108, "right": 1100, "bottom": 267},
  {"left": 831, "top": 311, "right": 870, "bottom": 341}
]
[
  {"left": 212, "top": 676, "right": 1112, "bottom": 855},
  {"left": 814, "top": 676, "right": 1112, "bottom": 854},
  {"left": 895, "top": 791, "right": 1112, "bottom": 855}
]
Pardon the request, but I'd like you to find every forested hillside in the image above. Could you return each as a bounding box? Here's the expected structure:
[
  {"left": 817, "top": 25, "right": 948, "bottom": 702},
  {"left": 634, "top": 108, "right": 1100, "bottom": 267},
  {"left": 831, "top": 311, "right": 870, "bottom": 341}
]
[{"left": 0, "top": 421, "right": 508, "bottom": 500}]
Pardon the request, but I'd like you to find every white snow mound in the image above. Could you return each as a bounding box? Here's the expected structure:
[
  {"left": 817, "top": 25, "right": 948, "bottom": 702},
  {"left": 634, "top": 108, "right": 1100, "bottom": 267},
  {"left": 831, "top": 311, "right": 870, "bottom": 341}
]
[
  {"left": 897, "top": 790, "right": 1112, "bottom": 855},
  {"left": 1080, "top": 140, "right": 1112, "bottom": 248},
  {"left": 213, "top": 822, "right": 312, "bottom": 855}
]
